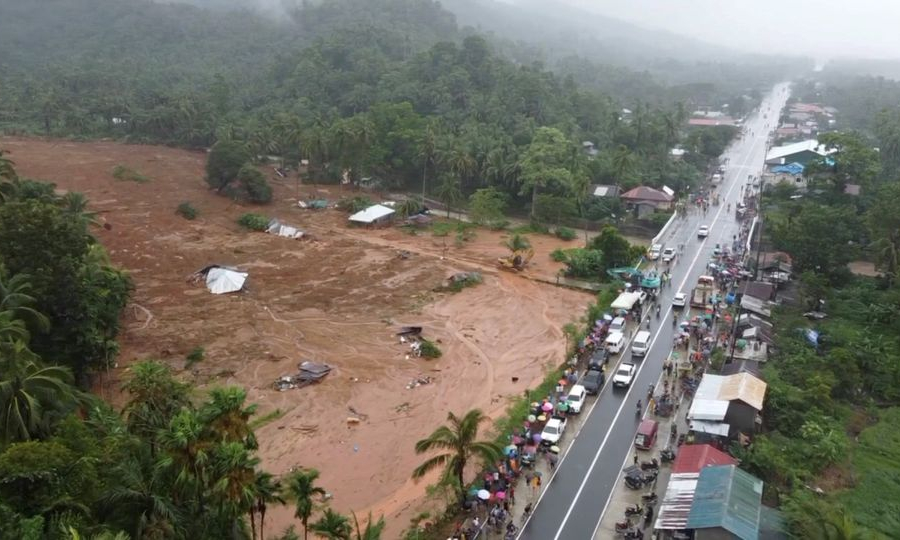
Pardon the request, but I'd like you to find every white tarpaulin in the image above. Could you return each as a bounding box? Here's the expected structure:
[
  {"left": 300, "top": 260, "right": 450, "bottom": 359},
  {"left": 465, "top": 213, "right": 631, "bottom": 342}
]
[
  {"left": 349, "top": 204, "right": 395, "bottom": 224},
  {"left": 206, "top": 268, "right": 248, "bottom": 294},
  {"left": 266, "top": 219, "right": 304, "bottom": 239},
  {"left": 611, "top": 291, "right": 641, "bottom": 310}
]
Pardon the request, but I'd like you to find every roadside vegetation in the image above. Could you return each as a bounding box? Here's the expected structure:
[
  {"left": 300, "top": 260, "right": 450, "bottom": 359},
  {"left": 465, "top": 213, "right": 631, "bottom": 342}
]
[{"left": 740, "top": 108, "right": 900, "bottom": 537}]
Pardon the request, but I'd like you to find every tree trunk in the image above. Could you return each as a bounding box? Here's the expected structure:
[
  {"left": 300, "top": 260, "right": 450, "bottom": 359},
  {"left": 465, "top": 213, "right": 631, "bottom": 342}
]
[
  {"left": 422, "top": 159, "right": 428, "bottom": 202},
  {"left": 260, "top": 506, "right": 267, "bottom": 540},
  {"left": 531, "top": 183, "right": 539, "bottom": 220},
  {"left": 249, "top": 509, "right": 257, "bottom": 540}
]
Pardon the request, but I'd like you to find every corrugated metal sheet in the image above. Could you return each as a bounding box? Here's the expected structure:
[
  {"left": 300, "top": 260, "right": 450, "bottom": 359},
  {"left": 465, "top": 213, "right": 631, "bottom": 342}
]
[
  {"left": 686, "top": 465, "right": 763, "bottom": 540},
  {"left": 720, "top": 372, "right": 767, "bottom": 411},
  {"left": 689, "top": 420, "right": 729, "bottom": 436},
  {"left": 655, "top": 473, "right": 699, "bottom": 530},
  {"left": 688, "top": 399, "right": 729, "bottom": 421},
  {"left": 672, "top": 444, "right": 737, "bottom": 474}
]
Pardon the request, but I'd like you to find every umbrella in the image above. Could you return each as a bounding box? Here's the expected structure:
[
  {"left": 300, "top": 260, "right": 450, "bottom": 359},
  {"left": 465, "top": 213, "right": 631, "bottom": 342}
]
[
  {"left": 530, "top": 402, "right": 539, "bottom": 409},
  {"left": 557, "top": 402, "right": 569, "bottom": 412},
  {"left": 549, "top": 445, "right": 560, "bottom": 454},
  {"left": 537, "top": 415, "right": 547, "bottom": 422},
  {"left": 558, "top": 379, "right": 567, "bottom": 386},
  {"left": 527, "top": 415, "right": 536, "bottom": 423},
  {"left": 512, "top": 435, "right": 525, "bottom": 445},
  {"left": 495, "top": 491, "right": 506, "bottom": 500},
  {"left": 477, "top": 489, "right": 490, "bottom": 501},
  {"left": 504, "top": 444, "right": 517, "bottom": 456},
  {"left": 468, "top": 486, "right": 481, "bottom": 496},
  {"left": 541, "top": 402, "right": 553, "bottom": 412},
  {"left": 532, "top": 433, "right": 542, "bottom": 444}
]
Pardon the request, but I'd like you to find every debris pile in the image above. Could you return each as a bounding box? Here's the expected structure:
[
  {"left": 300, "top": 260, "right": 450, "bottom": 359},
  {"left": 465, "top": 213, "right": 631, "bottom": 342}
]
[{"left": 274, "top": 361, "right": 332, "bottom": 391}]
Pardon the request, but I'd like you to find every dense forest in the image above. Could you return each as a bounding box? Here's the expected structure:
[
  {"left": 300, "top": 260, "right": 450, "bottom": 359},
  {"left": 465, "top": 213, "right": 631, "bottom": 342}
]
[{"left": 0, "top": 0, "right": 768, "bottom": 221}]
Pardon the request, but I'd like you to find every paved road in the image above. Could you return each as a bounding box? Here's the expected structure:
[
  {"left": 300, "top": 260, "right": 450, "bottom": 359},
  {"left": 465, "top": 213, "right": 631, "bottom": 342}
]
[{"left": 518, "top": 82, "right": 791, "bottom": 540}]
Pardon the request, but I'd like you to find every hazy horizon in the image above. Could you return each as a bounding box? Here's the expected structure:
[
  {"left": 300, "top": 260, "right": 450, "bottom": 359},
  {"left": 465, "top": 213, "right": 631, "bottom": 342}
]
[{"left": 558, "top": 0, "right": 900, "bottom": 61}]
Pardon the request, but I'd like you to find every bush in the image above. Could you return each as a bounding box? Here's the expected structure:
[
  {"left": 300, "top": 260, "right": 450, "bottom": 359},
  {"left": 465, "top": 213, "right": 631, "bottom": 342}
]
[
  {"left": 206, "top": 140, "right": 251, "bottom": 191},
  {"left": 564, "top": 248, "right": 605, "bottom": 279},
  {"left": 645, "top": 212, "right": 674, "bottom": 228},
  {"left": 237, "top": 164, "right": 272, "bottom": 203},
  {"left": 469, "top": 187, "right": 507, "bottom": 228},
  {"left": 418, "top": 338, "right": 442, "bottom": 359},
  {"left": 112, "top": 165, "right": 150, "bottom": 183},
  {"left": 555, "top": 226, "right": 577, "bottom": 241},
  {"left": 337, "top": 196, "right": 373, "bottom": 214},
  {"left": 237, "top": 213, "right": 269, "bottom": 231},
  {"left": 176, "top": 202, "right": 198, "bottom": 220},
  {"left": 185, "top": 346, "right": 205, "bottom": 368},
  {"left": 550, "top": 248, "right": 569, "bottom": 262}
]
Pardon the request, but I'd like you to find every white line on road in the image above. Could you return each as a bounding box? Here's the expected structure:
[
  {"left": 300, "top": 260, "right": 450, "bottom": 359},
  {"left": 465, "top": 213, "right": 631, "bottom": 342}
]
[{"left": 541, "top": 93, "right": 780, "bottom": 540}]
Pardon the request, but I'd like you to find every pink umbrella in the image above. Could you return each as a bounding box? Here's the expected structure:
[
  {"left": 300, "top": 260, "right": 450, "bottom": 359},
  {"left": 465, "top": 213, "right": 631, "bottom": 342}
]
[
  {"left": 541, "top": 402, "right": 553, "bottom": 412},
  {"left": 495, "top": 491, "right": 506, "bottom": 500}
]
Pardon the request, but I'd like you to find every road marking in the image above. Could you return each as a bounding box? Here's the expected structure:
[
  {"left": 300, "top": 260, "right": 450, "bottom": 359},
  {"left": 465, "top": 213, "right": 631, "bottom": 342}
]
[{"left": 536, "top": 91, "right": 782, "bottom": 540}]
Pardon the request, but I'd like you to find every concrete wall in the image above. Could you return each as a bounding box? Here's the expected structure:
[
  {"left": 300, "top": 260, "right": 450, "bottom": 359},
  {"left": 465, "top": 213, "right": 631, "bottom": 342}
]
[{"left": 726, "top": 402, "right": 758, "bottom": 435}]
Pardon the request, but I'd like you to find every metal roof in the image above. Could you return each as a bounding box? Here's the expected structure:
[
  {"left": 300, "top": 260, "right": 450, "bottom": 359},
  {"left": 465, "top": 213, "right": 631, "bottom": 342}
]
[
  {"left": 348, "top": 204, "right": 395, "bottom": 223},
  {"left": 686, "top": 465, "right": 763, "bottom": 540},
  {"left": 621, "top": 185, "right": 674, "bottom": 202},
  {"left": 672, "top": 444, "right": 737, "bottom": 474},
  {"left": 719, "top": 372, "right": 767, "bottom": 411},
  {"left": 689, "top": 420, "right": 730, "bottom": 436},
  {"left": 689, "top": 399, "right": 729, "bottom": 421},
  {"left": 655, "top": 472, "right": 699, "bottom": 530},
  {"left": 690, "top": 374, "right": 766, "bottom": 415}
]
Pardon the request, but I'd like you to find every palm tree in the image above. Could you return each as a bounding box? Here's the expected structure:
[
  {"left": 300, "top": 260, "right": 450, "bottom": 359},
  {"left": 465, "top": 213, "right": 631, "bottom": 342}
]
[
  {"left": 157, "top": 409, "right": 212, "bottom": 503},
  {"left": 310, "top": 508, "right": 351, "bottom": 540},
  {"left": 122, "top": 360, "right": 190, "bottom": 447},
  {"left": 505, "top": 234, "right": 532, "bottom": 255},
  {"left": 416, "top": 123, "right": 439, "bottom": 200},
  {"left": 434, "top": 173, "right": 463, "bottom": 218},
  {"left": 286, "top": 468, "right": 327, "bottom": 540},
  {"left": 209, "top": 442, "right": 259, "bottom": 530},
  {"left": 0, "top": 348, "right": 81, "bottom": 444},
  {"left": 0, "top": 150, "right": 18, "bottom": 200},
  {"left": 411, "top": 409, "right": 503, "bottom": 503},
  {"left": 61, "top": 192, "right": 98, "bottom": 227},
  {"left": 252, "top": 470, "right": 285, "bottom": 540},
  {"left": 352, "top": 512, "right": 385, "bottom": 540},
  {"left": 200, "top": 386, "right": 258, "bottom": 448},
  {"left": 611, "top": 144, "right": 636, "bottom": 184}
]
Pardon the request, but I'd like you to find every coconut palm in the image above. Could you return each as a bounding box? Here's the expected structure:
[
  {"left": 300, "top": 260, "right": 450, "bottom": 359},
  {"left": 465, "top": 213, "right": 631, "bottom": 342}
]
[
  {"left": 209, "top": 442, "right": 259, "bottom": 530},
  {"left": 0, "top": 348, "right": 81, "bottom": 444},
  {"left": 434, "top": 173, "right": 463, "bottom": 218},
  {"left": 411, "top": 409, "right": 503, "bottom": 502},
  {"left": 352, "top": 512, "right": 385, "bottom": 540},
  {"left": 310, "top": 508, "right": 351, "bottom": 540},
  {"left": 251, "top": 470, "right": 285, "bottom": 540},
  {"left": 504, "top": 233, "right": 532, "bottom": 255},
  {"left": 61, "top": 192, "right": 98, "bottom": 227},
  {"left": 0, "top": 273, "right": 48, "bottom": 332},
  {"left": 200, "top": 386, "right": 258, "bottom": 448},
  {"left": 286, "top": 468, "right": 327, "bottom": 540},
  {"left": 0, "top": 150, "right": 17, "bottom": 201}
]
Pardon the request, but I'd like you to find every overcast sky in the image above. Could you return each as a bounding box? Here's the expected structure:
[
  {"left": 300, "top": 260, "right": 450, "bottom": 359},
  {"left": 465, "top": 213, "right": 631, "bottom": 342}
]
[{"left": 562, "top": 0, "right": 900, "bottom": 60}]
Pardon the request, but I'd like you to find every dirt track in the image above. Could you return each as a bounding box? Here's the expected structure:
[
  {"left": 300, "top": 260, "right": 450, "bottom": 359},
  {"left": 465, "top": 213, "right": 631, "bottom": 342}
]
[{"left": 1, "top": 137, "right": 595, "bottom": 536}]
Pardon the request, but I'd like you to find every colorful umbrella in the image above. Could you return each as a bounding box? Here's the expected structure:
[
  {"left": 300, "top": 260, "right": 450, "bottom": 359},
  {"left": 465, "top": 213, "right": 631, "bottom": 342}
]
[
  {"left": 532, "top": 433, "right": 542, "bottom": 444},
  {"left": 527, "top": 415, "right": 536, "bottom": 423},
  {"left": 477, "top": 489, "right": 491, "bottom": 500},
  {"left": 504, "top": 444, "right": 517, "bottom": 456},
  {"left": 537, "top": 415, "right": 547, "bottom": 422},
  {"left": 549, "top": 445, "right": 560, "bottom": 454},
  {"left": 495, "top": 491, "right": 506, "bottom": 500},
  {"left": 541, "top": 402, "right": 553, "bottom": 412},
  {"left": 558, "top": 379, "right": 567, "bottom": 386}
]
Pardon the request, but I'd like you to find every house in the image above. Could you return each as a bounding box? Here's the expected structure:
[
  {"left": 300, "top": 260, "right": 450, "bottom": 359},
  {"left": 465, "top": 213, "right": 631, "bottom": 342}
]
[
  {"left": 655, "top": 445, "right": 738, "bottom": 533},
  {"left": 670, "top": 148, "right": 687, "bottom": 160},
  {"left": 621, "top": 186, "right": 674, "bottom": 210},
  {"left": 686, "top": 465, "right": 764, "bottom": 540},
  {"left": 764, "top": 140, "right": 830, "bottom": 166},
  {"left": 689, "top": 117, "right": 737, "bottom": 127},
  {"left": 844, "top": 183, "right": 861, "bottom": 196},
  {"left": 743, "top": 281, "right": 775, "bottom": 302},
  {"left": 588, "top": 184, "right": 619, "bottom": 199},
  {"left": 348, "top": 204, "right": 395, "bottom": 227},
  {"left": 688, "top": 373, "right": 767, "bottom": 438},
  {"left": 763, "top": 162, "right": 807, "bottom": 190},
  {"left": 582, "top": 141, "right": 599, "bottom": 158}
]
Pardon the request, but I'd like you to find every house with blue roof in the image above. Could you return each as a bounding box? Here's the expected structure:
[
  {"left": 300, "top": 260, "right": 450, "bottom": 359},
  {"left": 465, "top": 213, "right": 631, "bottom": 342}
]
[{"left": 685, "top": 464, "right": 764, "bottom": 540}]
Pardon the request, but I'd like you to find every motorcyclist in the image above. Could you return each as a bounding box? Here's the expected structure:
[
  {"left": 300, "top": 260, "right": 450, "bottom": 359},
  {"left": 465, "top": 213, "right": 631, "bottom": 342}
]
[
  {"left": 655, "top": 304, "right": 661, "bottom": 319},
  {"left": 636, "top": 399, "right": 642, "bottom": 413},
  {"left": 672, "top": 312, "right": 678, "bottom": 327}
]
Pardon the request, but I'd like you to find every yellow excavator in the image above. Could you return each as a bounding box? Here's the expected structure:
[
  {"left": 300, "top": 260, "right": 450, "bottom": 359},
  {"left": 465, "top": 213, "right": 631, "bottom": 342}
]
[{"left": 498, "top": 248, "right": 534, "bottom": 271}]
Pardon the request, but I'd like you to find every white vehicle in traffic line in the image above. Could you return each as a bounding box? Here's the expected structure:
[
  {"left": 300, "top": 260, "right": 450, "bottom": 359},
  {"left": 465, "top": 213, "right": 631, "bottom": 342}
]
[
  {"left": 672, "top": 292, "right": 687, "bottom": 308},
  {"left": 613, "top": 362, "right": 636, "bottom": 388},
  {"left": 648, "top": 243, "right": 662, "bottom": 260},
  {"left": 662, "top": 247, "right": 676, "bottom": 263},
  {"left": 698, "top": 225, "right": 710, "bottom": 238},
  {"left": 566, "top": 384, "right": 587, "bottom": 414}
]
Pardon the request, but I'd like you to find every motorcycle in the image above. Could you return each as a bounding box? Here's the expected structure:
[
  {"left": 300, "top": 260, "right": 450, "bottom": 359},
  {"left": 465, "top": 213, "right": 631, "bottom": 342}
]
[
  {"left": 614, "top": 519, "right": 632, "bottom": 533},
  {"left": 623, "top": 529, "right": 644, "bottom": 540},
  {"left": 640, "top": 458, "right": 659, "bottom": 471},
  {"left": 641, "top": 492, "right": 659, "bottom": 504},
  {"left": 659, "top": 448, "right": 676, "bottom": 463},
  {"left": 624, "top": 503, "right": 643, "bottom": 517}
]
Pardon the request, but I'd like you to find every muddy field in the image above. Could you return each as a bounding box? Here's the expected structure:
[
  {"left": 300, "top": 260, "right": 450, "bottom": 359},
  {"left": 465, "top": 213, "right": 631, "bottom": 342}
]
[{"left": 1, "top": 137, "right": 595, "bottom": 536}]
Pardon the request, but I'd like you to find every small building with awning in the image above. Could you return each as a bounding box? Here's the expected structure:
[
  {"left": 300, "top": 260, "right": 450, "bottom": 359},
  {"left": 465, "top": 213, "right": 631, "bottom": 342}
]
[{"left": 686, "top": 465, "right": 764, "bottom": 540}]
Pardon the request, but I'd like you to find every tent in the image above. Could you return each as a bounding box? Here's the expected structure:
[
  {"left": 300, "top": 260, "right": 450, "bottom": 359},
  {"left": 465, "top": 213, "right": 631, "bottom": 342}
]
[
  {"left": 206, "top": 267, "right": 248, "bottom": 294},
  {"left": 611, "top": 291, "right": 641, "bottom": 311},
  {"left": 266, "top": 218, "right": 304, "bottom": 239},
  {"left": 349, "top": 204, "right": 395, "bottom": 225}
]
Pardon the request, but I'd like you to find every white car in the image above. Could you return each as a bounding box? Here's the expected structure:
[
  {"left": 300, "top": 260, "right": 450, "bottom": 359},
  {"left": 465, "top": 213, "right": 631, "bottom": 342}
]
[
  {"left": 540, "top": 417, "right": 567, "bottom": 445},
  {"left": 662, "top": 247, "right": 676, "bottom": 263},
  {"left": 673, "top": 292, "right": 687, "bottom": 308},
  {"left": 698, "top": 225, "right": 710, "bottom": 238},
  {"left": 613, "top": 363, "right": 636, "bottom": 388},
  {"left": 648, "top": 244, "right": 662, "bottom": 260},
  {"left": 566, "top": 384, "right": 587, "bottom": 414}
]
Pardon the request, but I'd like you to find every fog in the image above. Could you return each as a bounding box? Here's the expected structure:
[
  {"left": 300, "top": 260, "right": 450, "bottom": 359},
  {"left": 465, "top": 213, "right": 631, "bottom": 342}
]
[{"left": 560, "top": 0, "right": 900, "bottom": 60}]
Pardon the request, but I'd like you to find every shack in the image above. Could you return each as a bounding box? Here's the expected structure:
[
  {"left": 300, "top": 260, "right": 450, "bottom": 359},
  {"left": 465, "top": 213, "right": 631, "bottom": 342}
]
[{"left": 349, "top": 204, "right": 395, "bottom": 227}]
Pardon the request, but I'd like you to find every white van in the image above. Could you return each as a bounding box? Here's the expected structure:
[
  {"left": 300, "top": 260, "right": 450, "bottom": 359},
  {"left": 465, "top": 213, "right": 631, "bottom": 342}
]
[
  {"left": 609, "top": 316, "right": 626, "bottom": 333},
  {"left": 605, "top": 331, "right": 625, "bottom": 354},
  {"left": 632, "top": 330, "right": 652, "bottom": 357}
]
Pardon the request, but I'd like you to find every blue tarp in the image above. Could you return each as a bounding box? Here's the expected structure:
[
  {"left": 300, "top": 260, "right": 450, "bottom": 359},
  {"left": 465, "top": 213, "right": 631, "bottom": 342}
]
[{"left": 771, "top": 162, "right": 804, "bottom": 176}]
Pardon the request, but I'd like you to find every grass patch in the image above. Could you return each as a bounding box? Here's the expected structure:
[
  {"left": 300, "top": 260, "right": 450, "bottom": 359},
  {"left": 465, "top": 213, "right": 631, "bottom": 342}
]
[
  {"left": 550, "top": 248, "right": 569, "bottom": 262},
  {"left": 112, "top": 164, "right": 150, "bottom": 183},
  {"left": 431, "top": 221, "right": 455, "bottom": 237},
  {"left": 554, "top": 226, "right": 578, "bottom": 241},
  {"left": 184, "top": 346, "right": 205, "bottom": 369},
  {"left": 419, "top": 338, "right": 442, "bottom": 359},
  {"left": 441, "top": 272, "right": 482, "bottom": 293},
  {"left": 249, "top": 408, "right": 286, "bottom": 430}
]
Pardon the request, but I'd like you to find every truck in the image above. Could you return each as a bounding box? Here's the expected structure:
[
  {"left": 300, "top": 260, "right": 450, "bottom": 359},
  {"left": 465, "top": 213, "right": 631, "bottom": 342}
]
[{"left": 691, "top": 275, "right": 716, "bottom": 308}]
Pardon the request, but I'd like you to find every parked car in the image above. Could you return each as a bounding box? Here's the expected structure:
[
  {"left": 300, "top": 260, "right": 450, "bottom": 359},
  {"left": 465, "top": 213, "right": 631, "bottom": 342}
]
[
  {"left": 588, "top": 349, "right": 609, "bottom": 371},
  {"left": 582, "top": 369, "right": 605, "bottom": 394},
  {"left": 648, "top": 243, "right": 662, "bottom": 260},
  {"left": 609, "top": 316, "right": 626, "bottom": 333},
  {"left": 566, "top": 384, "right": 587, "bottom": 414},
  {"left": 540, "top": 416, "right": 567, "bottom": 445},
  {"left": 613, "top": 363, "right": 636, "bottom": 388},
  {"left": 662, "top": 247, "right": 676, "bottom": 263},
  {"left": 698, "top": 225, "right": 710, "bottom": 238},
  {"left": 672, "top": 292, "right": 687, "bottom": 308}
]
